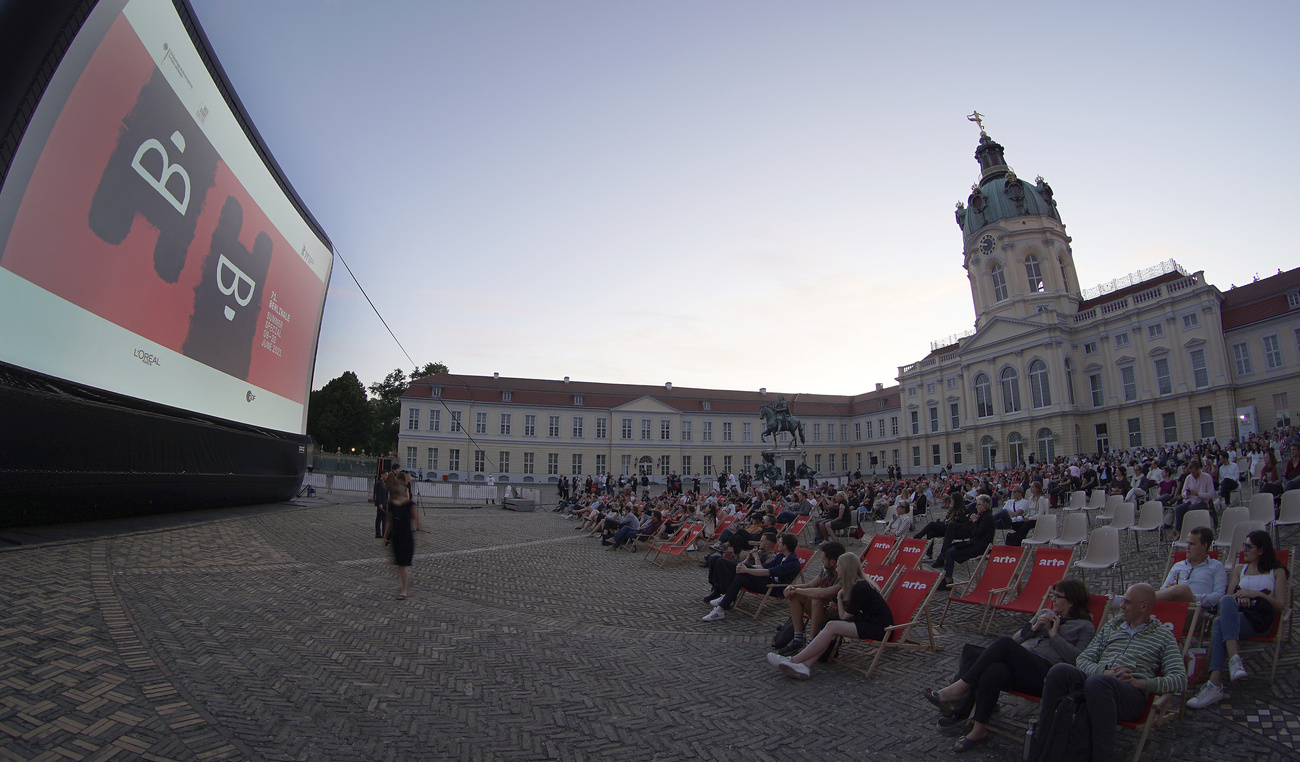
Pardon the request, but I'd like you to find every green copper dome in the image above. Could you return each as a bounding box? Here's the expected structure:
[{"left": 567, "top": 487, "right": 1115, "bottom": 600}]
[{"left": 954, "top": 134, "right": 1061, "bottom": 239}]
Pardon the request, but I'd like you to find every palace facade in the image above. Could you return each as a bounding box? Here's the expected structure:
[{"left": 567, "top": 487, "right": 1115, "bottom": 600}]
[{"left": 396, "top": 132, "right": 1300, "bottom": 483}]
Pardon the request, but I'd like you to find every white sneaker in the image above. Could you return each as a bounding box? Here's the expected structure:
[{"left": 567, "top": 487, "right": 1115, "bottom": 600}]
[
  {"left": 1186, "top": 680, "right": 1225, "bottom": 709},
  {"left": 709, "top": 595, "right": 725, "bottom": 607},
  {"left": 1229, "top": 654, "right": 1248, "bottom": 682},
  {"left": 779, "top": 660, "right": 811, "bottom": 680},
  {"left": 702, "top": 606, "right": 726, "bottom": 621},
  {"left": 766, "top": 652, "right": 787, "bottom": 669}
]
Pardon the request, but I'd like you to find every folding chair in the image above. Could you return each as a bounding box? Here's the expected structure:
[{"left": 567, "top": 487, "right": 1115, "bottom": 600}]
[
  {"left": 860, "top": 561, "right": 902, "bottom": 594},
  {"left": 1117, "top": 600, "right": 1199, "bottom": 758},
  {"left": 940, "top": 545, "right": 1025, "bottom": 629},
  {"left": 644, "top": 525, "right": 703, "bottom": 567},
  {"left": 983, "top": 547, "right": 1075, "bottom": 633},
  {"left": 863, "top": 535, "right": 900, "bottom": 566},
  {"left": 1236, "top": 548, "right": 1293, "bottom": 683},
  {"left": 1073, "top": 526, "right": 1123, "bottom": 593},
  {"left": 892, "top": 537, "right": 929, "bottom": 570},
  {"left": 784, "top": 515, "right": 810, "bottom": 542},
  {"left": 734, "top": 547, "right": 817, "bottom": 618},
  {"left": 1020, "top": 514, "right": 1057, "bottom": 547},
  {"left": 1129, "top": 501, "right": 1166, "bottom": 553},
  {"left": 831, "top": 568, "right": 945, "bottom": 678}
]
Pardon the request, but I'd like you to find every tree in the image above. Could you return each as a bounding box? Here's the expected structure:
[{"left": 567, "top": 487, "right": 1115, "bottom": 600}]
[
  {"left": 307, "top": 371, "right": 372, "bottom": 453},
  {"left": 367, "top": 362, "right": 449, "bottom": 455},
  {"left": 412, "top": 361, "right": 448, "bottom": 379}
]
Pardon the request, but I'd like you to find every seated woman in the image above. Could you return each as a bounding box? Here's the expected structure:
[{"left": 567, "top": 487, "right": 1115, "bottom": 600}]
[
  {"left": 1187, "top": 530, "right": 1290, "bottom": 708},
  {"left": 765, "top": 552, "right": 892, "bottom": 679},
  {"left": 923, "top": 578, "right": 1096, "bottom": 752},
  {"left": 1258, "top": 451, "right": 1285, "bottom": 501},
  {"left": 935, "top": 495, "right": 995, "bottom": 591},
  {"left": 914, "top": 487, "right": 968, "bottom": 559},
  {"left": 778, "top": 542, "right": 847, "bottom": 655},
  {"left": 879, "top": 501, "right": 913, "bottom": 537},
  {"left": 814, "top": 497, "right": 851, "bottom": 544}
]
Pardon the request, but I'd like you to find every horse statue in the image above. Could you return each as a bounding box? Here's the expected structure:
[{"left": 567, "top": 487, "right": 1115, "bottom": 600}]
[{"left": 758, "top": 403, "right": 806, "bottom": 449}]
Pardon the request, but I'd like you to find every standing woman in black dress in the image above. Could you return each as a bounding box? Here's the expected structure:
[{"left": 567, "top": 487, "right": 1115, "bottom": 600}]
[{"left": 382, "top": 468, "right": 421, "bottom": 599}]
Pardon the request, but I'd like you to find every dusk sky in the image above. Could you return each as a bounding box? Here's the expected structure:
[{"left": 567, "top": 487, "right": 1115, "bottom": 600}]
[{"left": 188, "top": 0, "right": 1299, "bottom": 397}]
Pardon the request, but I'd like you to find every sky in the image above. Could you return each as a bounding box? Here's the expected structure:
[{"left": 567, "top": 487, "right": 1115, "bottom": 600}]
[{"left": 186, "top": 0, "right": 1300, "bottom": 398}]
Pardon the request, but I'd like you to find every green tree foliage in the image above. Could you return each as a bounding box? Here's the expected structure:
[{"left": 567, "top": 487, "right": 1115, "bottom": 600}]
[
  {"left": 306, "top": 371, "right": 371, "bottom": 452},
  {"left": 366, "top": 362, "right": 449, "bottom": 455},
  {"left": 412, "top": 361, "right": 449, "bottom": 379}
]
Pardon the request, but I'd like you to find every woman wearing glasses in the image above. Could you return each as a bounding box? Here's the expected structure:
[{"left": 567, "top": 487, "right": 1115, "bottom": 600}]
[
  {"left": 1187, "top": 530, "right": 1290, "bottom": 708},
  {"left": 922, "top": 578, "right": 1096, "bottom": 752}
]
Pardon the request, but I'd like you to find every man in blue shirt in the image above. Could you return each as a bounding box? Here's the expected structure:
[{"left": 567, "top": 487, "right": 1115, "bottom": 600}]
[{"left": 703, "top": 533, "right": 802, "bottom": 621}]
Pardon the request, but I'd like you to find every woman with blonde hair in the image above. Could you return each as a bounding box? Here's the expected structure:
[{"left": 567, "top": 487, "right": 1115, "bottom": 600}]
[{"left": 766, "top": 552, "right": 893, "bottom": 679}]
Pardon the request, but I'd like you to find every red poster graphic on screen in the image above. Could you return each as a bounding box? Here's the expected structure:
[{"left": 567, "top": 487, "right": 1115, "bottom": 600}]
[{"left": 0, "top": 14, "right": 322, "bottom": 406}]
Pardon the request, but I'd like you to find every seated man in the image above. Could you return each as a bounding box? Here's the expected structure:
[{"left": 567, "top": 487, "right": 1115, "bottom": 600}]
[
  {"left": 702, "top": 533, "right": 801, "bottom": 622},
  {"left": 778, "top": 541, "right": 846, "bottom": 654},
  {"left": 1032, "top": 583, "right": 1187, "bottom": 762},
  {"left": 1215, "top": 452, "right": 1240, "bottom": 509},
  {"left": 1173, "top": 458, "right": 1217, "bottom": 532},
  {"left": 1156, "top": 526, "right": 1227, "bottom": 607},
  {"left": 879, "top": 501, "right": 913, "bottom": 537}
]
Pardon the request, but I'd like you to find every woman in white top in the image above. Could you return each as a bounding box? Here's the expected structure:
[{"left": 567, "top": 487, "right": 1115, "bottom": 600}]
[{"left": 1187, "top": 530, "right": 1290, "bottom": 708}]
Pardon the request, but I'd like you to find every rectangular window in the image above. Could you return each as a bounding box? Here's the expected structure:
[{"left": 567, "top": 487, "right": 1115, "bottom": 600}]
[
  {"left": 595, "top": 454, "right": 605, "bottom": 474},
  {"left": 744, "top": 455, "right": 752, "bottom": 472},
  {"left": 430, "top": 387, "right": 441, "bottom": 398},
  {"left": 857, "top": 453, "right": 863, "bottom": 470},
  {"left": 1274, "top": 392, "right": 1291, "bottom": 427},
  {"left": 854, "top": 422, "right": 862, "bottom": 441},
  {"left": 448, "top": 448, "right": 460, "bottom": 471},
  {"left": 926, "top": 382, "right": 936, "bottom": 395},
  {"left": 932, "top": 444, "right": 941, "bottom": 466},
  {"left": 474, "top": 450, "right": 485, "bottom": 472},
  {"left": 723, "top": 421, "right": 734, "bottom": 442},
  {"left": 1089, "top": 373, "right": 1104, "bottom": 407},
  {"left": 912, "top": 447, "right": 921, "bottom": 467},
  {"left": 1232, "top": 342, "right": 1253, "bottom": 375},
  {"left": 953, "top": 442, "right": 962, "bottom": 465},
  {"left": 641, "top": 419, "right": 652, "bottom": 440},
  {"left": 1182, "top": 313, "right": 1199, "bottom": 330},
  {"left": 405, "top": 446, "right": 417, "bottom": 469},
  {"left": 547, "top": 453, "right": 558, "bottom": 475},
  {"left": 429, "top": 409, "right": 440, "bottom": 432},
  {"left": 1154, "top": 357, "right": 1172, "bottom": 395},
  {"left": 682, "top": 421, "right": 693, "bottom": 441},
  {"left": 621, "top": 417, "right": 632, "bottom": 440},
  {"left": 878, "top": 419, "right": 885, "bottom": 439},
  {"left": 499, "top": 451, "right": 510, "bottom": 473},
  {"left": 499, "top": 413, "right": 511, "bottom": 435},
  {"left": 619, "top": 454, "right": 631, "bottom": 475},
  {"left": 1290, "top": 292, "right": 1300, "bottom": 309},
  {"left": 1263, "top": 335, "right": 1284, "bottom": 369},
  {"left": 702, "top": 422, "right": 714, "bottom": 442},
  {"left": 1147, "top": 323, "right": 1164, "bottom": 339},
  {"left": 595, "top": 417, "right": 608, "bottom": 439},
  {"left": 813, "top": 423, "right": 822, "bottom": 442},
  {"left": 427, "top": 447, "right": 437, "bottom": 470},
  {"left": 724, "top": 455, "right": 733, "bottom": 472},
  {"left": 571, "top": 454, "right": 582, "bottom": 475},
  {"left": 840, "top": 424, "right": 848, "bottom": 442},
  {"left": 548, "top": 415, "right": 560, "bottom": 438},
  {"left": 1083, "top": 342, "right": 1097, "bottom": 355},
  {"left": 826, "top": 423, "right": 835, "bottom": 442},
  {"left": 1190, "top": 348, "right": 1209, "bottom": 389},
  {"left": 909, "top": 412, "right": 919, "bottom": 435},
  {"left": 523, "top": 452, "right": 534, "bottom": 474},
  {"left": 407, "top": 408, "right": 420, "bottom": 430},
  {"left": 1120, "top": 366, "right": 1137, "bottom": 402},
  {"left": 681, "top": 455, "right": 691, "bottom": 475},
  {"left": 908, "top": 387, "right": 917, "bottom": 397},
  {"left": 523, "top": 414, "right": 535, "bottom": 436},
  {"left": 1113, "top": 332, "right": 1130, "bottom": 348},
  {"left": 1127, "top": 417, "right": 1142, "bottom": 448},
  {"left": 1161, "top": 412, "right": 1177, "bottom": 444},
  {"left": 1198, "top": 406, "right": 1215, "bottom": 439},
  {"left": 1095, "top": 423, "right": 1109, "bottom": 453},
  {"left": 661, "top": 419, "right": 672, "bottom": 440},
  {"left": 702, "top": 455, "right": 713, "bottom": 475},
  {"left": 892, "top": 449, "right": 899, "bottom": 466},
  {"left": 950, "top": 402, "right": 960, "bottom": 429},
  {"left": 815, "top": 454, "right": 822, "bottom": 471},
  {"left": 742, "top": 422, "right": 753, "bottom": 442},
  {"left": 657, "top": 455, "right": 670, "bottom": 476},
  {"left": 929, "top": 407, "right": 939, "bottom": 433},
  {"left": 890, "top": 416, "right": 899, "bottom": 436},
  {"left": 573, "top": 395, "right": 583, "bottom": 406},
  {"left": 450, "top": 411, "right": 462, "bottom": 433},
  {"left": 475, "top": 412, "right": 487, "bottom": 435},
  {"left": 572, "top": 416, "right": 584, "bottom": 439},
  {"left": 501, "top": 391, "right": 511, "bottom": 402}
]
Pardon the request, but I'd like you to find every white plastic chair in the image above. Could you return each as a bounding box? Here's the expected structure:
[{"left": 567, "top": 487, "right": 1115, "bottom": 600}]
[
  {"left": 1249, "top": 493, "right": 1277, "bottom": 526},
  {"left": 1214, "top": 506, "right": 1250, "bottom": 552},
  {"left": 1274, "top": 491, "right": 1300, "bottom": 546},
  {"left": 1073, "top": 525, "right": 1123, "bottom": 592},
  {"left": 1236, "top": 458, "right": 1252, "bottom": 503},
  {"left": 1224, "top": 520, "right": 1269, "bottom": 568},
  {"left": 1085, "top": 490, "right": 1106, "bottom": 511},
  {"left": 1129, "top": 502, "right": 1165, "bottom": 552},
  {"left": 1020, "top": 514, "right": 1058, "bottom": 547},
  {"left": 1172, "top": 509, "right": 1213, "bottom": 550},
  {"left": 1063, "top": 491, "right": 1087, "bottom": 513},
  {"left": 1096, "top": 494, "right": 1122, "bottom": 523},
  {"left": 1109, "top": 502, "right": 1135, "bottom": 532},
  {"left": 1051, "top": 512, "right": 1088, "bottom": 549}
]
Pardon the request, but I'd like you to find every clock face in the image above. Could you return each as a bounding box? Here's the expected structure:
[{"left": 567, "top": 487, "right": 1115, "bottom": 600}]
[{"left": 979, "top": 235, "right": 996, "bottom": 254}]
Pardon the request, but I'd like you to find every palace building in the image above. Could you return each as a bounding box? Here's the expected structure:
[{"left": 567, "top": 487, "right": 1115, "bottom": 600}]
[{"left": 396, "top": 131, "right": 1300, "bottom": 483}]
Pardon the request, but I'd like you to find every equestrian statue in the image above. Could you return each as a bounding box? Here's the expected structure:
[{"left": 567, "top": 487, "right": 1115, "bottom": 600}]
[{"left": 758, "top": 395, "right": 806, "bottom": 449}]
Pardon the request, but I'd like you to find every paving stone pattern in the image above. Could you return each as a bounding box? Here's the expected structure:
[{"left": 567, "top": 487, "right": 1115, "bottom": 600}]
[{"left": 1, "top": 493, "right": 1297, "bottom": 761}]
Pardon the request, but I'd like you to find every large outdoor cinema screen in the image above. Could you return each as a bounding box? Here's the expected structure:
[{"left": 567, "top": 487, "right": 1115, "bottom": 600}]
[{"left": 0, "top": 0, "right": 333, "bottom": 436}]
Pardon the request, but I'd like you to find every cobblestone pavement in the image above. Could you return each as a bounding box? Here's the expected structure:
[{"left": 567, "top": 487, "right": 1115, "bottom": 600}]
[{"left": 2, "top": 492, "right": 1298, "bottom": 761}]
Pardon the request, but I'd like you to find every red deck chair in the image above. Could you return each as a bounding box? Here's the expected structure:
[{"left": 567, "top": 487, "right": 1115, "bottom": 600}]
[
  {"left": 1159, "top": 547, "right": 1219, "bottom": 584},
  {"left": 1001, "top": 594, "right": 1114, "bottom": 707},
  {"left": 982, "top": 547, "right": 1075, "bottom": 634},
  {"left": 832, "top": 568, "right": 945, "bottom": 678},
  {"left": 644, "top": 525, "right": 702, "bottom": 567},
  {"left": 734, "top": 547, "right": 817, "bottom": 619},
  {"left": 1235, "top": 548, "right": 1292, "bottom": 683},
  {"left": 710, "top": 514, "right": 736, "bottom": 540},
  {"left": 863, "top": 535, "right": 900, "bottom": 566},
  {"left": 784, "top": 515, "right": 811, "bottom": 541},
  {"left": 940, "top": 545, "right": 1024, "bottom": 629},
  {"left": 893, "top": 538, "right": 929, "bottom": 570},
  {"left": 1114, "top": 600, "right": 1199, "bottom": 760},
  {"left": 860, "top": 562, "right": 903, "bottom": 595}
]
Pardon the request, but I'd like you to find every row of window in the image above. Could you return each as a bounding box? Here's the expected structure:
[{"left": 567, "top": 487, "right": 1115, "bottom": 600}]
[
  {"left": 403, "top": 412, "right": 760, "bottom": 441},
  {"left": 399, "top": 449, "right": 877, "bottom": 477},
  {"left": 1091, "top": 406, "right": 1216, "bottom": 451},
  {"left": 988, "top": 254, "right": 1055, "bottom": 301},
  {"left": 1230, "top": 328, "right": 1299, "bottom": 376}
]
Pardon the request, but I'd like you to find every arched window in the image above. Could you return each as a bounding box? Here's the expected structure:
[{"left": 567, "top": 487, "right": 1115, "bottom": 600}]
[
  {"left": 974, "top": 373, "right": 994, "bottom": 418},
  {"left": 980, "top": 435, "right": 997, "bottom": 470},
  {"left": 1000, "top": 366, "right": 1021, "bottom": 413},
  {"left": 991, "top": 263, "right": 1008, "bottom": 302},
  {"left": 1064, "top": 358, "right": 1076, "bottom": 406},
  {"left": 1037, "top": 428, "right": 1056, "bottom": 463},
  {"left": 1029, "top": 359, "right": 1052, "bottom": 408},
  {"left": 1025, "top": 255, "right": 1044, "bottom": 293},
  {"left": 1007, "top": 432, "right": 1025, "bottom": 466}
]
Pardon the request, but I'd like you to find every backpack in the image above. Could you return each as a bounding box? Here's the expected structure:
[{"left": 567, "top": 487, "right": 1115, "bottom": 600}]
[{"left": 1026, "top": 690, "right": 1091, "bottom": 762}]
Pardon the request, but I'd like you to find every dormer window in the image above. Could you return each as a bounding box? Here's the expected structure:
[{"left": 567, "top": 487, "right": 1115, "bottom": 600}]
[
  {"left": 573, "top": 395, "right": 583, "bottom": 406},
  {"left": 502, "top": 391, "right": 512, "bottom": 402},
  {"left": 431, "top": 387, "right": 442, "bottom": 398}
]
